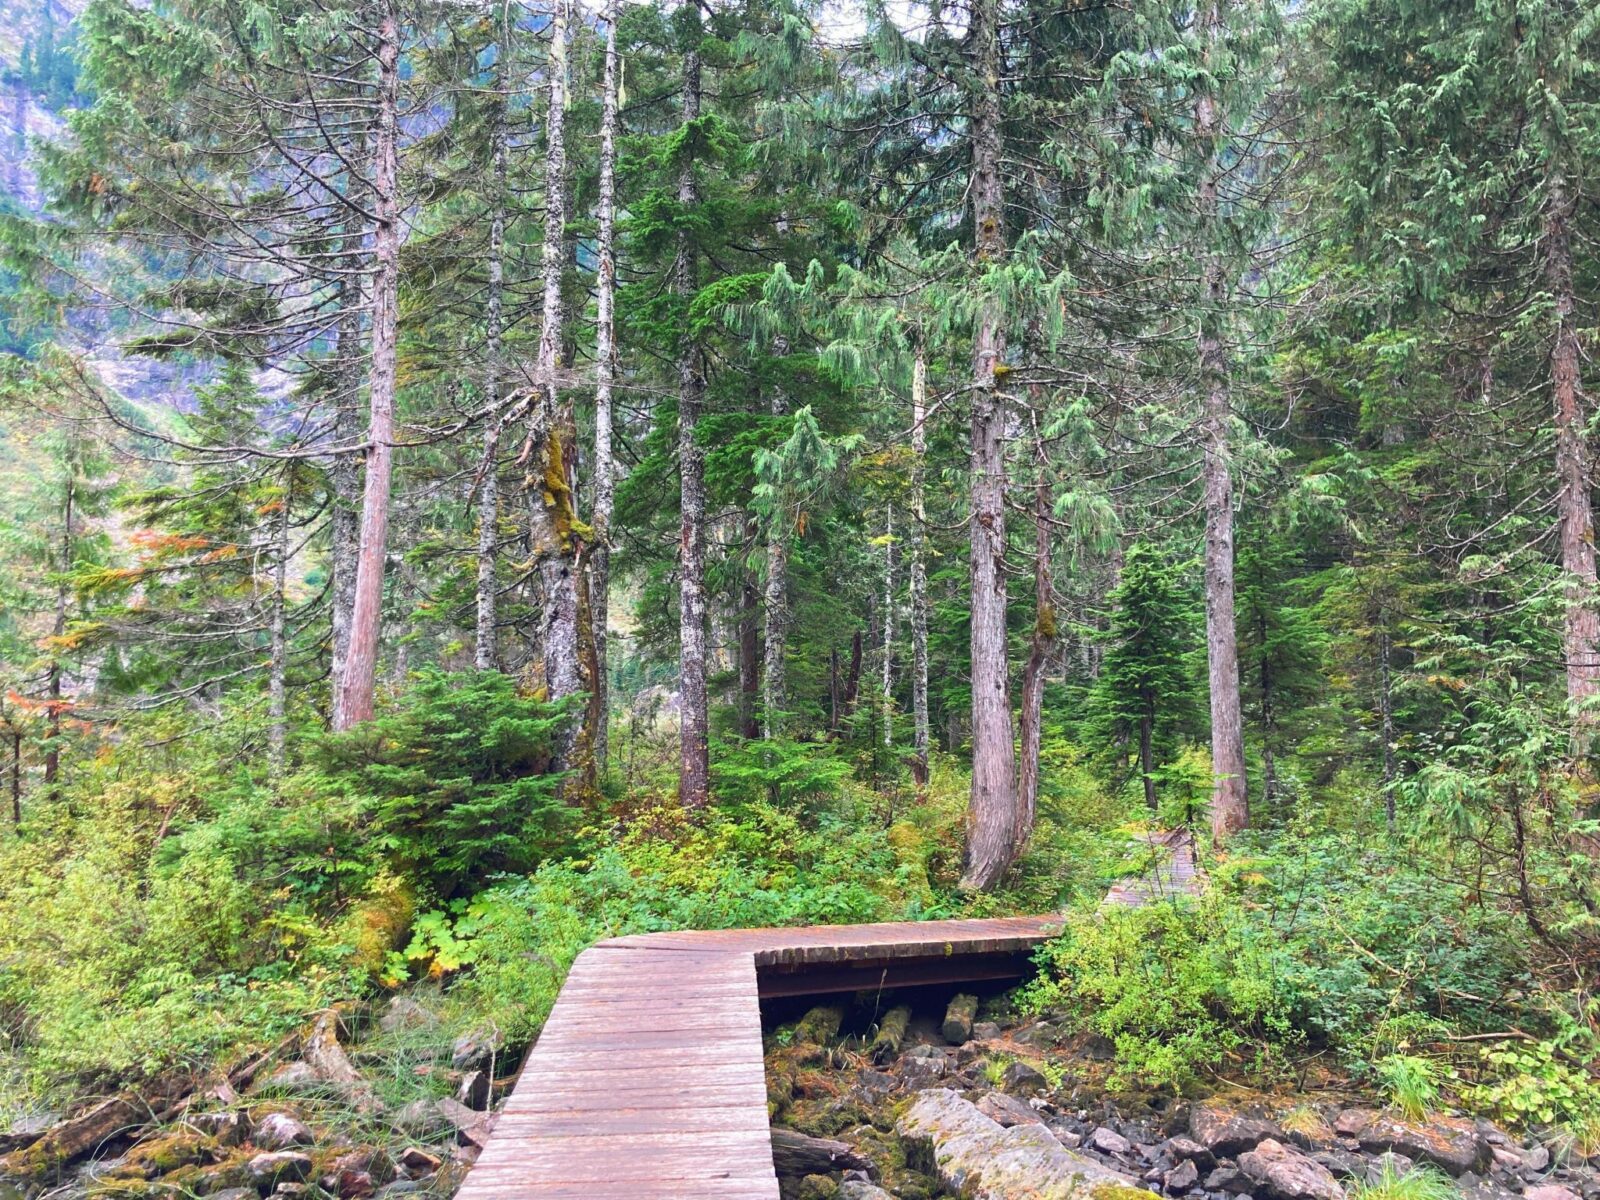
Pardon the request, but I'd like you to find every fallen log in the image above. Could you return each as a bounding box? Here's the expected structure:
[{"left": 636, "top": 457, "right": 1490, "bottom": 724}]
[
  {"left": 870, "top": 1006, "right": 912, "bottom": 1063},
  {"left": 770, "top": 1128, "right": 872, "bottom": 1178}
]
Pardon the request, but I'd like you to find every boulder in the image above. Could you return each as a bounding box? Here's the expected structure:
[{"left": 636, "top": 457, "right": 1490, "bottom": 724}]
[
  {"left": 1311, "top": 1150, "right": 1367, "bottom": 1181},
  {"left": 838, "top": 1183, "right": 895, "bottom": 1200},
  {"left": 1166, "top": 1161, "right": 1201, "bottom": 1193},
  {"left": 795, "top": 1175, "right": 840, "bottom": 1200},
  {"left": 450, "top": 1028, "right": 502, "bottom": 1073},
  {"left": 212, "top": 1188, "right": 259, "bottom": 1200},
  {"left": 378, "top": 999, "right": 440, "bottom": 1035},
  {"left": 390, "top": 1100, "right": 451, "bottom": 1140},
  {"left": 972, "top": 1022, "right": 1004, "bottom": 1042},
  {"left": 188, "top": 1111, "right": 251, "bottom": 1148},
  {"left": 397, "top": 1147, "right": 442, "bottom": 1176},
  {"left": 1239, "top": 1138, "right": 1345, "bottom": 1200},
  {"left": 1163, "top": 1137, "right": 1217, "bottom": 1170},
  {"left": 260, "top": 1063, "right": 323, "bottom": 1096},
  {"left": 1002, "top": 1060, "right": 1050, "bottom": 1096},
  {"left": 247, "top": 1151, "right": 314, "bottom": 1188},
  {"left": 1191, "top": 1101, "right": 1287, "bottom": 1158},
  {"left": 897, "top": 1088, "right": 1150, "bottom": 1200},
  {"left": 1206, "top": 1167, "right": 1256, "bottom": 1195},
  {"left": 977, "top": 1093, "right": 1047, "bottom": 1129},
  {"left": 943, "top": 995, "right": 980, "bottom": 1045},
  {"left": 1332, "top": 1109, "right": 1489, "bottom": 1176},
  {"left": 254, "top": 1113, "right": 315, "bottom": 1151},
  {"left": 454, "top": 1070, "right": 491, "bottom": 1112},
  {"left": 1526, "top": 1187, "right": 1582, "bottom": 1200},
  {"left": 434, "top": 1099, "right": 493, "bottom": 1149},
  {"left": 1089, "top": 1127, "right": 1134, "bottom": 1157}
]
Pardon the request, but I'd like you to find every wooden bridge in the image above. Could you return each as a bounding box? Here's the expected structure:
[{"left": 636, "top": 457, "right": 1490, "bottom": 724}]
[
  {"left": 453, "top": 831, "right": 1202, "bottom": 1199},
  {"left": 452, "top": 916, "right": 1065, "bottom": 1200}
]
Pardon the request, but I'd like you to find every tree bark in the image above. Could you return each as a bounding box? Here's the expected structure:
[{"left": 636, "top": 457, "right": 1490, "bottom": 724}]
[
  {"left": 1380, "top": 625, "right": 1396, "bottom": 828},
  {"left": 909, "top": 347, "right": 932, "bottom": 789},
  {"left": 44, "top": 474, "right": 71, "bottom": 798},
  {"left": 676, "top": 22, "right": 711, "bottom": 808},
  {"left": 331, "top": 5, "right": 400, "bottom": 731},
  {"left": 8, "top": 727, "right": 20, "bottom": 826},
  {"left": 590, "top": 0, "right": 621, "bottom": 769},
  {"left": 739, "top": 516, "right": 761, "bottom": 740},
  {"left": 1140, "top": 695, "right": 1157, "bottom": 813},
  {"left": 1016, "top": 448, "right": 1054, "bottom": 853},
  {"left": 475, "top": 89, "right": 508, "bottom": 673},
  {"left": 881, "top": 511, "right": 896, "bottom": 752},
  {"left": 526, "top": 0, "right": 584, "bottom": 729},
  {"left": 1258, "top": 611, "right": 1274, "bottom": 809},
  {"left": 268, "top": 469, "right": 292, "bottom": 779},
  {"left": 763, "top": 335, "right": 791, "bottom": 739},
  {"left": 329, "top": 233, "right": 364, "bottom": 702},
  {"left": 1546, "top": 165, "right": 1600, "bottom": 729},
  {"left": 1196, "top": 0, "right": 1248, "bottom": 845},
  {"left": 960, "top": 0, "right": 1018, "bottom": 891}
]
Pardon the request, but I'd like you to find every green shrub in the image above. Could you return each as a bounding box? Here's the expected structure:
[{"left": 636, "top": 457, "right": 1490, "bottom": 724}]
[
  {"left": 1350, "top": 1162, "right": 1458, "bottom": 1200},
  {"left": 1019, "top": 896, "right": 1301, "bottom": 1089},
  {"left": 1375, "top": 1054, "right": 1441, "bottom": 1120}
]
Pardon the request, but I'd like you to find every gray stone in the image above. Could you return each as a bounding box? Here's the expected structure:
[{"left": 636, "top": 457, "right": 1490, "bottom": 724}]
[
  {"left": 450, "top": 1029, "right": 501, "bottom": 1073},
  {"left": 1191, "top": 1102, "right": 1287, "bottom": 1158},
  {"left": 1090, "top": 1127, "right": 1134, "bottom": 1157},
  {"left": 1311, "top": 1151, "right": 1366, "bottom": 1181},
  {"left": 897, "top": 1089, "right": 1151, "bottom": 1200},
  {"left": 978, "top": 1092, "right": 1047, "bottom": 1128},
  {"left": 212, "top": 1189, "right": 258, "bottom": 1200},
  {"left": 189, "top": 1111, "right": 251, "bottom": 1148},
  {"left": 255, "top": 1113, "right": 315, "bottom": 1151},
  {"left": 1002, "top": 1060, "right": 1050, "bottom": 1096},
  {"left": 390, "top": 1101, "right": 450, "bottom": 1139},
  {"left": 454, "top": 1071, "right": 491, "bottom": 1112},
  {"left": 1525, "top": 1187, "right": 1582, "bottom": 1200},
  {"left": 1334, "top": 1110, "right": 1489, "bottom": 1177},
  {"left": 1527, "top": 1147, "right": 1553, "bottom": 1173},
  {"left": 379, "top": 999, "right": 440, "bottom": 1035},
  {"left": 973, "top": 1022, "right": 1004, "bottom": 1042},
  {"left": 1368, "top": 1153, "right": 1416, "bottom": 1184},
  {"left": 837, "top": 1183, "right": 894, "bottom": 1200},
  {"left": 1168, "top": 1161, "right": 1201, "bottom": 1193},
  {"left": 1165, "top": 1138, "right": 1217, "bottom": 1170},
  {"left": 1239, "top": 1139, "right": 1344, "bottom": 1200},
  {"left": 260, "top": 1063, "right": 323, "bottom": 1096},
  {"left": 248, "top": 1152, "right": 314, "bottom": 1188},
  {"left": 1206, "top": 1167, "right": 1256, "bottom": 1194}
]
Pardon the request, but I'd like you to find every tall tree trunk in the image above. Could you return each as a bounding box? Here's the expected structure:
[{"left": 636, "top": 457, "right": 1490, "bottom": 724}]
[
  {"left": 909, "top": 346, "right": 931, "bottom": 789},
  {"left": 1197, "top": 0, "right": 1248, "bottom": 845},
  {"left": 332, "top": 6, "right": 400, "bottom": 731},
  {"left": 1140, "top": 696, "right": 1157, "bottom": 813},
  {"left": 1546, "top": 165, "right": 1600, "bottom": 729},
  {"left": 590, "top": 0, "right": 621, "bottom": 769},
  {"left": 1258, "top": 611, "right": 1274, "bottom": 809},
  {"left": 881, "top": 511, "right": 896, "bottom": 752},
  {"left": 44, "top": 475, "right": 71, "bottom": 799},
  {"left": 526, "top": 0, "right": 584, "bottom": 728},
  {"left": 8, "top": 727, "right": 20, "bottom": 826},
  {"left": 676, "top": 20, "right": 711, "bottom": 808},
  {"left": 739, "top": 517, "right": 761, "bottom": 740},
  {"left": 960, "top": 0, "right": 1018, "bottom": 891},
  {"left": 1380, "top": 625, "right": 1396, "bottom": 828},
  {"left": 762, "top": 335, "right": 790, "bottom": 739},
  {"left": 268, "top": 470, "right": 292, "bottom": 779},
  {"left": 1016, "top": 449, "right": 1054, "bottom": 853},
  {"left": 329, "top": 234, "right": 364, "bottom": 700},
  {"left": 475, "top": 90, "right": 508, "bottom": 673}
]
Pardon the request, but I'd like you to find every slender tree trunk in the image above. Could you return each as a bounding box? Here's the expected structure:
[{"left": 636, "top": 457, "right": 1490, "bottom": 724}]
[
  {"left": 1016, "top": 452, "right": 1054, "bottom": 853},
  {"left": 332, "top": 7, "right": 400, "bottom": 731},
  {"left": 329, "top": 234, "right": 364, "bottom": 699},
  {"left": 1546, "top": 165, "right": 1600, "bottom": 729},
  {"left": 268, "top": 471, "right": 292, "bottom": 779},
  {"left": 1197, "top": 0, "right": 1248, "bottom": 844},
  {"left": 961, "top": 0, "right": 1018, "bottom": 891},
  {"left": 881, "top": 510, "right": 896, "bottom": 752},
  {"left": 475, "top": 91, "right": 508, "bottom": 673},
  {"left": 676, "top": 21, "right": 711, "bottom": 807},
  {"left": 590, "top": 0, "right": 621, "bottom": 769},
  {"left": 44, "top": 476, "right": 71, "bottom": 798},
  {"left": 1140, "top": 697, "right": 1157, "bottom": 813},
  {"left": 843, "top": 629, "right": 864, "bottom": 713},
  {"left": 763, "top": 335, "right": 791, "bottom": 739},
  {"left": 829, "top": 647, "right": 841, "bottom": 733},
  {"left": 739, "top": 517, "right": 761, "bottom": 739},
  {"left": 1380, "top": 625, "right": 1396, "bottom": 828},
  {"left": 1258, "top": 613, "right": 1274, "bottom": 809},
  {"left": 526, "top": 0, "right": 583, "bottom": 727},
  {"left": 909, "top": 347, "right": 932, "bottom": 789}
]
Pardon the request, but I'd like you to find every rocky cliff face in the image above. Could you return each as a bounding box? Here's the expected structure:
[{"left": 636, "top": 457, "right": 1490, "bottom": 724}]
[{"left": 1, "top": 0, "right": 87, "bottom": 212}]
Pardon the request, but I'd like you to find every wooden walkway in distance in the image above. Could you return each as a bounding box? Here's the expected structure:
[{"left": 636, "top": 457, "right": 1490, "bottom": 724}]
[{"left": 453, "top": 915, "right": 1064, "bottom": 1200}]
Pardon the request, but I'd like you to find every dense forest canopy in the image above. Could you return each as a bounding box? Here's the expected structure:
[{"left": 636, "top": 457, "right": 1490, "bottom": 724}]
[{"left": 3, "top": 0, "right": 1600, "bottom": 1170}]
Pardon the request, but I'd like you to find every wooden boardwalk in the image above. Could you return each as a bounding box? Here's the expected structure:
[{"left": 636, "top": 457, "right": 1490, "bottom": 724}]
[{"left": 453, "top": 915, "right": 1063, "bottom": 1200}]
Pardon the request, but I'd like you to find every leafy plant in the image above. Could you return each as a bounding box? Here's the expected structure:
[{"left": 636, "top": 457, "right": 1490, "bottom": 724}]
[
  {"left": 1349, "top": 1162, "right": 1458, "bottom": 1200},
  {"left": 1375, "top": 1054, "right": 1440, "bottom": 1121}
]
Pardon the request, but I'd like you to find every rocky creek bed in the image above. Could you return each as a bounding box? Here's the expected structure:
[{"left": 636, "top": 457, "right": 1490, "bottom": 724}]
[{"left": 762, "top": 987, "right": 1600, "bottom": 1200}]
